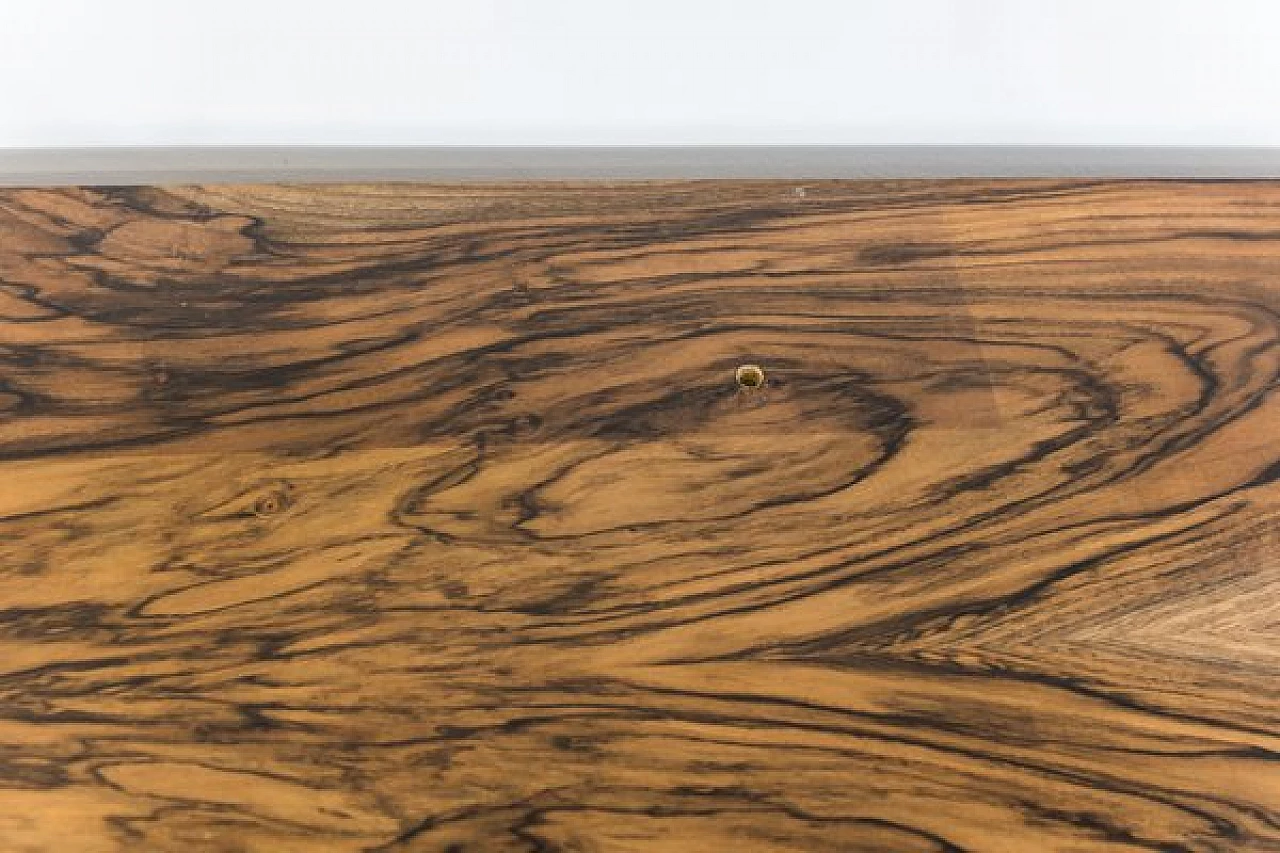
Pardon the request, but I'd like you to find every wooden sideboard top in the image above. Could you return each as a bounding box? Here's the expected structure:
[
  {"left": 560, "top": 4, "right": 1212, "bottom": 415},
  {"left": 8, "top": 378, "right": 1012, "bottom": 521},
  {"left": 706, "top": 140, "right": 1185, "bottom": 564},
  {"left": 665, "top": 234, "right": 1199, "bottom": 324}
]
[{"left": 0, "top": 181, "right": 1277, "bottom": 851}]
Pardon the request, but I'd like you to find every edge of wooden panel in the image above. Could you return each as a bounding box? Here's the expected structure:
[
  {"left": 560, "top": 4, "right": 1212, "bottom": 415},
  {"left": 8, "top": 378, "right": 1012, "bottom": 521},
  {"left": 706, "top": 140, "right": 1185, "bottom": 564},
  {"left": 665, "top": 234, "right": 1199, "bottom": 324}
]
[{"left": 2, "top": 146, "right": 1280, "bottom": 186}]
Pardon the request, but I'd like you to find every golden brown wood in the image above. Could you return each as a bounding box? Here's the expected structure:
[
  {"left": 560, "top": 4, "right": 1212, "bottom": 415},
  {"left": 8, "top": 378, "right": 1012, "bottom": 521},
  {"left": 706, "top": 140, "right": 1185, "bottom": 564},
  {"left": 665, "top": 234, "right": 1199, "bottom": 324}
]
[{"left": 0, "top": 181, "right": 1278, "bottom": 851}]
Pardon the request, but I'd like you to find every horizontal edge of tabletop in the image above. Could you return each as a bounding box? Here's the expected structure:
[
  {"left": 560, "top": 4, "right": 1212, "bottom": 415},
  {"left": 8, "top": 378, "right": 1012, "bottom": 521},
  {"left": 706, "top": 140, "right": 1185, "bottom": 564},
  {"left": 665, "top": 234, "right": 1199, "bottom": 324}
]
[{"left": 3, "top": 146, "right": 1280, "bottom": 186}]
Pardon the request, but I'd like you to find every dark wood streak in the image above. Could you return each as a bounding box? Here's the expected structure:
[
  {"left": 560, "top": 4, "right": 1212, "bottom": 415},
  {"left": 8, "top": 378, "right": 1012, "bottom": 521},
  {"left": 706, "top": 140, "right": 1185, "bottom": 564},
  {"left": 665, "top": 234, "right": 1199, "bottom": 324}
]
[{"left": 0, "top": 181, "right": 1278, "bottom": 851}]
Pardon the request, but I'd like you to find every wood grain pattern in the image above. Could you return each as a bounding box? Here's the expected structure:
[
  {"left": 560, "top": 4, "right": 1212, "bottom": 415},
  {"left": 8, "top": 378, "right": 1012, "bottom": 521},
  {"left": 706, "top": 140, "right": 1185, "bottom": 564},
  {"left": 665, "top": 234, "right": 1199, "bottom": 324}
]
[{"left": 0, "top": 180, "right": 1278, "bottom": 852}]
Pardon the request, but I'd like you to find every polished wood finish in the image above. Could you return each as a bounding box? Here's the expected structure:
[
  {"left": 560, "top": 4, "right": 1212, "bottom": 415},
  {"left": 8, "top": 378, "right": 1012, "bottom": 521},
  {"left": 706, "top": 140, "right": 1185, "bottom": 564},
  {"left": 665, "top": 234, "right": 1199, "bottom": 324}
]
[{"left": 0, "top": 181, "right": 1278, "bottom": 851}]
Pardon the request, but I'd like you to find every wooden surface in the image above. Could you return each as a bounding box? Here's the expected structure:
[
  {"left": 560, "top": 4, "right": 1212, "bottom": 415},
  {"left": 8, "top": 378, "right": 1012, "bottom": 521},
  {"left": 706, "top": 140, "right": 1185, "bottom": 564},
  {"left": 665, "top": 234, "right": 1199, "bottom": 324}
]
[{"left": 0, "top": 181, "right": 1278, "bottom": 852}]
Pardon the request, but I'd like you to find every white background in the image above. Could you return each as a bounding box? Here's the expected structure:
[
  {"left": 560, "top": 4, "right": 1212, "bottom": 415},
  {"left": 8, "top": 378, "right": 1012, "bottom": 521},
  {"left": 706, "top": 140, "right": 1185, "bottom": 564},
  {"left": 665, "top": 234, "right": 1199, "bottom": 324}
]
[{"left": 2, "top": 0, "right": 1279, "bottom": 147}]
